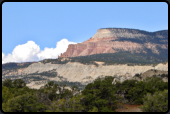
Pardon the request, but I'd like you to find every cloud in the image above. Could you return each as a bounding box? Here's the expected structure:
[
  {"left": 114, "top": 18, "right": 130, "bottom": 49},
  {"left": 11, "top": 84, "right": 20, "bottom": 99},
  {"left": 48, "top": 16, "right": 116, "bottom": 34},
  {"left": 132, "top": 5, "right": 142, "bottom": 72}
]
[
  {"left": 2, "top": 53, "right": 5, "bottom": 64},
  {"left": 2, "top": 53, "right": 5, "bottom": 59},
  {"left": 37, "top": 39, "right": 77, "bottom": 60},
  {"left": 2, "top": 39, "right": 77, "bottom": 64},
  {"left": 2, "top": 41, "right": 40, "bottom": 64}
]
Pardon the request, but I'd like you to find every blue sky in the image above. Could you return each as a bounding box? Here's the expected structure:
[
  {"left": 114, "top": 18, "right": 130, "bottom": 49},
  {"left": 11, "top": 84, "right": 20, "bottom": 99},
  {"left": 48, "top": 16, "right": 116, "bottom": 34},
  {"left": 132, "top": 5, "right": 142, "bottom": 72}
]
[{"left": 2, "top": 2, "right": 168, "bottom": 64}]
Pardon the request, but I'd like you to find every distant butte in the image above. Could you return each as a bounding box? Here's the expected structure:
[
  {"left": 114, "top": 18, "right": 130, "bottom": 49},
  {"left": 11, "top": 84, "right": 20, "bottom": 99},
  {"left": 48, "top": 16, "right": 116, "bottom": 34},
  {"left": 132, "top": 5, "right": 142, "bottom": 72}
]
[{"left": 58, "top": 28, "right": 168, "bottom": 58}]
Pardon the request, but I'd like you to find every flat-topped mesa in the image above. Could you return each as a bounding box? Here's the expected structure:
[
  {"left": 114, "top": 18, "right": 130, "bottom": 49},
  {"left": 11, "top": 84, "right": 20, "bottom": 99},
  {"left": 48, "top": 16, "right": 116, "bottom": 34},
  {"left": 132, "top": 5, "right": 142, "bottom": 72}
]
[
  {"left": 58, "top": 28, "right": 168, "bottom": 58},
  {"left": 91, "top": 28, "right": 147, "bottom": 39}
]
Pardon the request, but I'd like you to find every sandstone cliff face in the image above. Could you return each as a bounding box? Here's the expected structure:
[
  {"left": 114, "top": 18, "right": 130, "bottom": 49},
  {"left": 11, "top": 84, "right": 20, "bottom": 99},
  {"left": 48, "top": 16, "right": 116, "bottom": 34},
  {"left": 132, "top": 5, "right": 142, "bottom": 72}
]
[{"left": 58, "top": 28, "right": 168, "bottom": 58}]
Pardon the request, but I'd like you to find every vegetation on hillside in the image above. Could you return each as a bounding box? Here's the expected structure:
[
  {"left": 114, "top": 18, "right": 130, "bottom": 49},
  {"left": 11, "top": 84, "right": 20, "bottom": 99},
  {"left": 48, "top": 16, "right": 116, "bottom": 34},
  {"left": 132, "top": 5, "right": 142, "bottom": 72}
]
[
  {"left": 2, "top": 75, "right": 168, "bottom": 112},
  {"left": 71, "top": 51, "right": 167, "bottom": 66},
  {"left": 38, "top": 51, "right": 167, "bottom": 66},
  {"left": 2, "top": 62, "right": 34, "bottom": 70},
  {"left": 139, "top": 89, "right": 168, "bottom": 112}
]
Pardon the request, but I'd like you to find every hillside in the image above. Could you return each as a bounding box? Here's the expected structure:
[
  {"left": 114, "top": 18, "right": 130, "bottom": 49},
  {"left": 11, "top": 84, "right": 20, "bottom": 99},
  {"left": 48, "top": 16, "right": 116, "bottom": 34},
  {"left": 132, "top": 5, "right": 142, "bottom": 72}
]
[
  {"left": 2, "top": 60, "right": 168, "bottom": 90},
  {"left": 70, "top": 52, "right": 167, "bottom": 65}
]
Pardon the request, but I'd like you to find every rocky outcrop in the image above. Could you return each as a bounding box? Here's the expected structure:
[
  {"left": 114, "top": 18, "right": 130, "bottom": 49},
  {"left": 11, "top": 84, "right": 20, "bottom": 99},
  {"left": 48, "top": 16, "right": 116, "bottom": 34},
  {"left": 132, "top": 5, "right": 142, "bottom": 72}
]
[
  {"left": 131, "top": 69, "right": 168, "bottom": 82},
  {"left": 91, "top": 28, "right": 147, "bottom": 39},
  {"left": 2, "top": 62, "right": 168, "bottom": 88},
  {"left": 58, "top": 28, "right": 168, "bottom": 58}
]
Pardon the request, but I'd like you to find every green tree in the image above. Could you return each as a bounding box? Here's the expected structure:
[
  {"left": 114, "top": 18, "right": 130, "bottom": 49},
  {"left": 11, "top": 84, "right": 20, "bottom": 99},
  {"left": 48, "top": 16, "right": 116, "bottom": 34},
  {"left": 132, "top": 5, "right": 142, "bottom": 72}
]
[
  {"left": 2, "top": 93, "right": 47, "bottom": 112},
  {"left": 2, "top": 78, "right": 13, "bottom": 88},
  {"left": 46, "top": 95, "right": 85, "bottom": 112},
  {"left": 81, "top": 76, "right": 117, "bottom": 112},
  {"left": 13, "top": 79, "right": 26, "bottom": 88},
  {"left": 140, "top": 89, "right": 168, "bottom": 112},
  {"left": 88, "top": 106, "right": 98, "bottom": 112},
  {"left": 2, "top": 86, "right": 13, "bottom": 103},
  {"left": 71, "top": 85, "right": 80, "bottom": 96}
]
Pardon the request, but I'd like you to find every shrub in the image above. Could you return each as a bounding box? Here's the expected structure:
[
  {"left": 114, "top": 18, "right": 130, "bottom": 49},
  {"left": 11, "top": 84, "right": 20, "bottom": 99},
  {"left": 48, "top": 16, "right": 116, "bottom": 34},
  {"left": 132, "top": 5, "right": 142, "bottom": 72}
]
[
  {"left": 81, "top": 76, "right": 118, "bottom": 112},
  {"left": 140, "top": 89, "right": 168, "bottom": 112},
  {"left": 2, "top": 79, "right": 13, "bottom": 88}
]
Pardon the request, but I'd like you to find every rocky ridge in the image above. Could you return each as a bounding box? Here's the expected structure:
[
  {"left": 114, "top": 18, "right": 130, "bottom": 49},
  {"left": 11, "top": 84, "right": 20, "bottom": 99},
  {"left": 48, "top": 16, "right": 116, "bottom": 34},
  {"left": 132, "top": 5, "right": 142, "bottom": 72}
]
[{"left": 2, "top": 61, "right": 168, "bottom": 89}]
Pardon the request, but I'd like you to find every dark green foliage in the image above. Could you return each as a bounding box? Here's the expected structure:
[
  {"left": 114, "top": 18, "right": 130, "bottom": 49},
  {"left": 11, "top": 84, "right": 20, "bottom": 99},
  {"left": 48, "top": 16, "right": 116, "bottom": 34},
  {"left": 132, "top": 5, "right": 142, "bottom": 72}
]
[
  {"left": 134, "top": 73, "right": 140, "bottom": 77},
  {"left": 3, "top": 93, "right": 47, "bottom": 112},
  {"left": 52, "top": 80, "right": 86, "bottom": 90},
  {"left": 37, "top": 81, "right": 73, "bottom": 102},
  {"left": 39, "top": 58, "right": 69, "bottom": 64},
  {"left": 23, "top": 76, "right": 46, "bottom": 82},
  {"left": 114, "top": 77, "right": 168, "bottom": 105},
  {"left": 72, "top": 51, "right": 167, "bottom": 65},
  {"left": 2, "top": 75, "right": 168, "bottom": 112},
  {"left": 140, "top": 89, "right": 168, "bottom": 112},
  {"left": 142, "top": 77, "right": 168, "bottom": 94},
  {"left": 2, "top": 78, "right": 13, "bottom": 88},
  {"left": 2, "top": 80, "right": 44, "bottom": 112},
  {"left": 81, "top": 76, "right": 117, "bottom": 112},
  {"left": 160, "top": 73, "right": 168, "bottom": 78},
  {"left": 46, "top": 95, "right": 85, "bottom": 112},
  {"left": 37, "top": 81, "right": 59, "bottom": 102},
  {"left": 71, "top": 85, "right": 78, "bottom": 91},
  {"left": 13, "top": 79, "right": 26, "bottom": 88},
  {"left": 2, "top": 79, "right": 94, "bottom": 112},
  {"left": 2, "top": 62, "right": 33, "bottom": 70},
  {"left": 29, "top": 70, "right": 58, "bottom": 78},
  {"left": 2, "top": 78, "right": 26, "bottom": 88},
  {"left": 2, "top": 86, "right": 13, "bottom": 103}
]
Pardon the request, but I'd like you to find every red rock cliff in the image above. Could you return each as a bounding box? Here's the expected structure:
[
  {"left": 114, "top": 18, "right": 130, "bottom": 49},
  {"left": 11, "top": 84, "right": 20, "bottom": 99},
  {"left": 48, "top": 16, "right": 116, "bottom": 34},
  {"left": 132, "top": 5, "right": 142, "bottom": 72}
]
[{"left": 58, "top": 28, "right": 168, "bottom": 58}]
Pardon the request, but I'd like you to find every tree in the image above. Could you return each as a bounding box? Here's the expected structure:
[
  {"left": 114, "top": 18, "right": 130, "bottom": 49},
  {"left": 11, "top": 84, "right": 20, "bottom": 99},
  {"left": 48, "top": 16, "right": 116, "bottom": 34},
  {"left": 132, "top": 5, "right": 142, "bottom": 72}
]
[
  {"left": 2, "top": 86, "right": 13, "bottom": 103},
  {"left": 71, "top": 85, "right": 80, "bottom": 96},
  {"left": 81, "top": 76, "right": 117, "bottom": 112},
  {"left": 44, "top": 81, "right": 58, "bottom": 89},
  {"left": 13, "top": 79, "right": 26, "bottom": 88},
  {"left": 2, "top": 93, "right": 47, "bottom": 112},
  {"left": 140, "top": 89, "right": 168, "bottom": 112},
  {"left": 88, "top": 106, "right": 98, "bottom": 112},
  {"left": 2, "top": 78, "right": 13, "bottom": 88},
  {"left": 46, "top": 95, "right": 85, "bottom": 112}
]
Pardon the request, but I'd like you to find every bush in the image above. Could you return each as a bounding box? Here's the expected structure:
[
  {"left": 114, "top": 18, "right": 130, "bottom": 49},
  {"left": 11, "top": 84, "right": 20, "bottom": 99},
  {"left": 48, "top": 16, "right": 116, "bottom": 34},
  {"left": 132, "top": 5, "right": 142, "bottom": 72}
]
[
  {"left": 2, "top": 93, "right": 47, "bottom": 112},
  {"left": 13, "top": 79, "right": 26, "bottom": 88},
  {"left": 81, "top": 76, "right": 118, "bottom": 112},
  {"left": 140, "top": 89, "right": 168, "bottom": 112},
  {"left": 46, "top": 95, "right": 85, "bottom": 112},
  {"left": 114, "top": 77, "right": 168, "bottom": 105},
  {"left": 2, "top": 79, "right": 13, "bottom": 88}
]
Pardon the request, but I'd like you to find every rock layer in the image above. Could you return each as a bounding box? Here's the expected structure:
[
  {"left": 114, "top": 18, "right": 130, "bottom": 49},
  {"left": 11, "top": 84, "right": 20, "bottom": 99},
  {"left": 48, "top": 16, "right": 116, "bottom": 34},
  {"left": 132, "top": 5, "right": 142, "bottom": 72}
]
[
  {"left": 58, "top": 28, "right": 168, "bottom": 58},
  {"left": 2, "top": 61, "right": 168, "bottom": 89},
  {"left": 4, "top": 62, "right": 167, "bottom": 81}
]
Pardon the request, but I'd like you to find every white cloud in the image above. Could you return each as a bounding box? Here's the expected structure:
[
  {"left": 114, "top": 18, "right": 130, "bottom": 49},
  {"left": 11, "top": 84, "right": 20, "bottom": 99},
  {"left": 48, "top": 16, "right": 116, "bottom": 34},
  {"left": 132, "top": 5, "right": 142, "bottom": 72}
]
[
  {"left": 2, "top": 53, "right": 5, "bottom": 64},
  {"left": 2, "top": 41, "right": 40, "bottom": 64},
  {"left": 2, "top": 53, "right": 5, "bottom": 59},
  {"left": 37, "top": 39, "right": 77, "bottom": 60},
  {"left": 2, "top": 39, "right": 77, "bottom": 64}
]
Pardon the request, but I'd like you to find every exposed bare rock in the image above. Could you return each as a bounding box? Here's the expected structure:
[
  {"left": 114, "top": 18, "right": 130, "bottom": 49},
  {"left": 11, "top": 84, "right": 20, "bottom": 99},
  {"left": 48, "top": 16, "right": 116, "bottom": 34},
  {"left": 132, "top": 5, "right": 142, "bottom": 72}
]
[
  {"left": 91, "top": 28, "right": 147, "bottom": 39},
  {"left": 131, "top": 69, "right": 168, "bottom": 82},
  {"left": 2, "top": 61, "right": 168, "bottom": 89},
  {"left": 58, "top": 28, "right": 168, "bottom": 58},
  {"left": 9, "top": 62, "right": 169, "bottom": 80}
]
